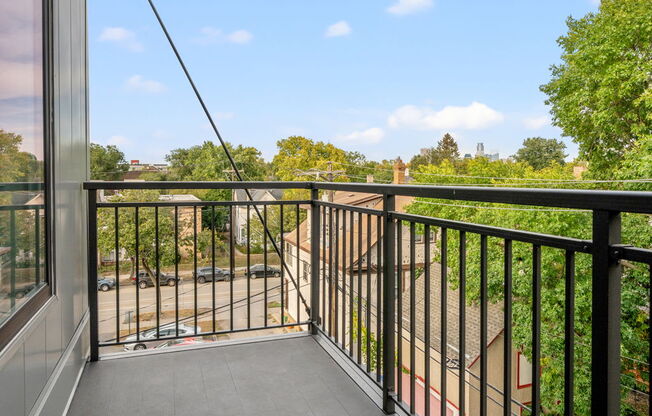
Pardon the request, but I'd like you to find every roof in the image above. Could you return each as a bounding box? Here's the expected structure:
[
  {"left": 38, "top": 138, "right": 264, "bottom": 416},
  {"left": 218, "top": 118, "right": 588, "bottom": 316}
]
[
  {"left": 283, "top": 190, "right": 414, "bottom": 269},
  {"left": 159, "top": 194, "right": 201, "bottom": 202},
  {"left": 234, "top": 189, "right": 283, "bottom": 202},
  {"left": 401, "top": 262, "right": 504, "bottom": 367}
]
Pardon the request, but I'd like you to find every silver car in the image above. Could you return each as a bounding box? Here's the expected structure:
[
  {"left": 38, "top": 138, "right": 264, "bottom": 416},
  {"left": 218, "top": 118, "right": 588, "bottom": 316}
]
[{"left": 123, "top": 323, "right": 202, "bottom": 351}]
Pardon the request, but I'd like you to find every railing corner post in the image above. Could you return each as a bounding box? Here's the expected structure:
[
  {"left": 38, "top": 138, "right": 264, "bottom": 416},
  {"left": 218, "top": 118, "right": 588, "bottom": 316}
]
[
  {"left": 87, "top": 188, "right": 99, "bottom": 362},
  {"left": 310, "top": 187, "right": 321, "bottom": 335},
  {"left": 591, "top": 209, "right": 621, "bottom": 415},
  {"left": 382, "top": 193, "right": 396, "bottom": 414}
]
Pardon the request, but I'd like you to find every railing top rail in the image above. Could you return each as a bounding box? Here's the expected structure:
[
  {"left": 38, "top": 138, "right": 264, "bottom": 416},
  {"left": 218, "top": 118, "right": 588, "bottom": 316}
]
[
  {"left": 314, "top": 182, "right": 652, "bottom": 214},
  {"left": 82, "top": 180, "right": 652, "bottom": 213},
  {"left": 83, "top": 180, "right": 312, "bottom": 190},
  {"left": 0, "top": 182, "right": 45, "bottom": 192}
]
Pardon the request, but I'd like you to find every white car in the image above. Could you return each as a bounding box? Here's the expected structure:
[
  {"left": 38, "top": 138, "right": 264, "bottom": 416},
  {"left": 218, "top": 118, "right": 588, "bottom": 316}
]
[{"left": 123, "top": 323, "right": 202, "bottom": 351}]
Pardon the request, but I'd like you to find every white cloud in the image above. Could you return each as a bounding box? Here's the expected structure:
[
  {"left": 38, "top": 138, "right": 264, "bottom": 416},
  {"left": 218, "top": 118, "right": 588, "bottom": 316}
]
[
  {"left": 107, "top": 135, "right": 130, "bottom": 146},
  {"left": 125, "top": 75, "right": 166, "bottom": 93},
  {"left": 337, "top": 127, "right": 385, "bottom": 144},
  {"left": 215, "top": 112, "right": 235, "bottom": 120},
  {"left": 98, "top": 27, "right": 143, "bottom": 52},
  {"left": 325, "top": 21, "right": 352, "bottom": 38},
  {"left": 196, "top": 27, "right": 253, "bottom": 44},
  {"left": 227, "top": 30, "right": 253, "bottom": 44},
  {"left": 522, "top": 115, "right": 550, "bottom": 130},
  {"left": 387, "top": 0, "right": 433, "bottom": 15},
  {"left": 388, "top": 102, "right": 504, "bottom": 130}
]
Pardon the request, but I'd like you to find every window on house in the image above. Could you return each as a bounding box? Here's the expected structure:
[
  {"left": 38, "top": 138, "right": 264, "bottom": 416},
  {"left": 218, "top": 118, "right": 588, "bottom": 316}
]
[
  {"left": 517, "top": 352, "right": 533, "bottom": 388},
  {"left": 0, "top": 0, "right": 51, "bottom": 336}
]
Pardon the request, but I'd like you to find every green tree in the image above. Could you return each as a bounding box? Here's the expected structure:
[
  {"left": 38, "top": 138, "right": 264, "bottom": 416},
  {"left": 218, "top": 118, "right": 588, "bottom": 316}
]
[
  {"left": 166, "top": 141, "right": 267, "bottom": 201},
  {"left": 408, "top": 160, "right": 651, "bottom": 414},
  {"left": 272, "top": 136, "right": 349, "bottom": 181},
  {"left": 513, "top": 137, "right": 567, "bottom": 170},
  {"left": 90, "top": 143, "right": 129, "bottom": 180},
  {"left": 0, "top": 129, "right": 42, "bottom": 184},
  {"left": 540, "top": 0, "right": 652, "bottom": 175},
  {"left": 410, "top": 133, "right": 460, "bottom": 171}
]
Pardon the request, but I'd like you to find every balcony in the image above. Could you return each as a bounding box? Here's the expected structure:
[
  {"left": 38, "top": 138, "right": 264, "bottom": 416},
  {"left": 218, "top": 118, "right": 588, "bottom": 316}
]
[{"left": 73, "top": 180, "right": 652, "bottom": 415}]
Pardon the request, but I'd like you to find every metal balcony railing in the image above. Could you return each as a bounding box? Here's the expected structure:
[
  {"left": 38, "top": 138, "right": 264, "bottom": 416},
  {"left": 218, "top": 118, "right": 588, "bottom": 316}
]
[{"left": 83, "top": 181, "right": 652, "bottom": 416}]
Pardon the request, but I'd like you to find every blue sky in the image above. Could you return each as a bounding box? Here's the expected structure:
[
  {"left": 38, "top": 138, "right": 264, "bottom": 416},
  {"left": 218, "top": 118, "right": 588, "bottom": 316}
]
[{"left": 89, "top": 0, "right": 600, "bottom": 163}]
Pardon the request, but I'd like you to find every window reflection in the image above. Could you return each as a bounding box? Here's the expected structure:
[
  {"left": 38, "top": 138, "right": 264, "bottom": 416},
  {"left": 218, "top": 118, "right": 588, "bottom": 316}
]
[{"left": 0, "top": 0, "right": 46, "bottom": 325}]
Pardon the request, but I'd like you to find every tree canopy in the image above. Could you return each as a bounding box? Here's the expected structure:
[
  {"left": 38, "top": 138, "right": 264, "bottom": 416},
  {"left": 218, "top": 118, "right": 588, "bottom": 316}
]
[
  {"left": 90, "top": 143, "right": 129, "bottom": 181},
  {"left": 513, "top": 137, "right": 567, "bottom": 170},
  {"left": 409, "top": 133, "right": 460, "bottom": 171},
  {"left": 540, "top": 0, "right": 652, "bottom": 175}
]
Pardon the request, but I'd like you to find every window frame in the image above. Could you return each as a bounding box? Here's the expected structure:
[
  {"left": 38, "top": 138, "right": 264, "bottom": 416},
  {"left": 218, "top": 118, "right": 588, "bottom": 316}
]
[{"left": 0, "top": 0, "right": 55, "bottom": 352}]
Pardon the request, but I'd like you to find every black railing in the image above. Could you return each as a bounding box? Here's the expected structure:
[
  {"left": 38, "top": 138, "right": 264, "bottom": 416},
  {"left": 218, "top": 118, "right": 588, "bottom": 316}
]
[{"left": 84, "top": 181, "right": 652, "bottom": 416}]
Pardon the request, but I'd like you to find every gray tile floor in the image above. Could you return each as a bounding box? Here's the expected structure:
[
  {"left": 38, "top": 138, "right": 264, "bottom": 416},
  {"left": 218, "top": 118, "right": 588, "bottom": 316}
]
[{"left": 67, "top": 336, "right": 386, "bottom": 416}]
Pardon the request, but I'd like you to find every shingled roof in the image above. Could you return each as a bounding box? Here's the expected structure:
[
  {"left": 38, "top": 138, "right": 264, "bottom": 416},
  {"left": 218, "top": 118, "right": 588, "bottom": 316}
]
[
  {"left": 283, "top": 190, "right": 414, "bottom": 269},
  {"left": 400, "top": 262, "right": 504, "bottom": 368}
]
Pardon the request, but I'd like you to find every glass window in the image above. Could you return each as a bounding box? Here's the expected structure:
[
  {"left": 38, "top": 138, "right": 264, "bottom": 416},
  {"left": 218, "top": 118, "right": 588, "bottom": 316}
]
[{"left": 0, "top": 0, "right": 48, "bottom": 327}]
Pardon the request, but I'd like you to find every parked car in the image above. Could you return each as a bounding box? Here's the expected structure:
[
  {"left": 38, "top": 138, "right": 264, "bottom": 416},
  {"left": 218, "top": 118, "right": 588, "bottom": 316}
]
[
  {"left": 123, "top": 323, "right": 202, "bottom": 351},
  {"left": 248, "top": 264, "right": 281, "bottom": 279},
  {"left": 97, "top": 277, "right": 116, "bottom": 292},
  {"left": 154, "top": 337, "right": 208, "bottom": 349},
  {"left": 130, "top": 271, "right": 180, "bottom": 289},
  {"left": 193, "top": 267, "right": 231, "bottom": 283}
]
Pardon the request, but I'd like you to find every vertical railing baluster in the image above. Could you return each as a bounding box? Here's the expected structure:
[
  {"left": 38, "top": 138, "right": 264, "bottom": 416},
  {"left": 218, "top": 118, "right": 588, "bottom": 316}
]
[
  {"left": 229, "top": 205, "right": 235, "bottom": 331},
  {"left": 440, "top": 227, "right": 448, "bottom": 416},
  {"left": 376, "top": 214, "right": 383, "bottom": 383},
  {"left": 35, "top": 207, "right": 40, "bottom": 285},
  {"left": 322, "top": 206, "right": 327, "bottom": 332},
  {"left": 342, "top": 210, "right": 347, "bottom": 348},
  {"left": 263, "top": 204, "right": 268, "bottom": 327},
  {"left": 458, "top": 230, "right": 466, "bottom": 416},
  {"left": 349, "top": 210, "right": 354, "bottom": 356},
  {"left": 396, "top": 219, "right": 403, "bottom": 405},
  {"left": 382, "top": 194, "right": 396, "bottom": 414},
  {"left": 335, "top": 209, "right": 339, "bottom": 343},
  {"left": 247, "top": 204, "right": 251, "bottom": 328},
  {"left": 424, "top": 224, "right": 431, "bottom": 416},
  {"left": 591, "top": 210, "right": 621, "bottom": 415},
  {"left": 357, "top": 211, "right": 363, "bottom": 364},
  {"left": 211, "top": 206, "right": 216, "bottom": 333},
  {"left": 193, "top": 206, "right": 198, "bottom": 333},
  {"left": 135, "top": 207, "right": 140, "bottom": 342},
  {"left": 532, "top": 244, "right": 541, "bottom": 416},
  {"left": 296, "top": 204, "right": 300, "bottom": 325},
  {"left": 279, "top": 204, "right": 284, "bottom": 327},
  {"left": 174, "top": 206, "right": 179, "bottom": 337},
  {"left": 329, "top": 207, "right": 334, "bottom": 337},
  {"left": 480, "top": 234, "right": 488, "bottom": 416},
  {"left": 564, "top": 250, "right": 575, "bottom": 416},
  {"left": 366, "top": 213, "right": 372, "bottom": 374},
  {"left": 155, "top": 207, "right": 160, "bottom": 339},
  {"left": 503, "top": 239, "right": 513, "bottom": 416},
  {"left": 114, "top": 207, "right": 120, "bottom": 342},
  {"left": 310, "top": 189, "right": 321, "bottom": 335},
  {"left": 87, "top": 190, "right": 99, "bottom": 361},
  {"left": 410, "top": 222, "right": 416, "bottom": 414}
]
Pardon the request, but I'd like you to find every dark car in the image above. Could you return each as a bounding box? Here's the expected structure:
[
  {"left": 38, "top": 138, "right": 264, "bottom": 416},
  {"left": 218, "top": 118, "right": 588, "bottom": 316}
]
[
  {"left": 248, "top": 264, "right": 281, "bottom": 279},
  {"left": 194, "top": 267, "right": 231, "bottom": 283},
  {"left": 97, "top": 277, "right": 116, "bottom": 292},
  {"left": 130, "top": 271, "right": 179, "bottom": 289}
]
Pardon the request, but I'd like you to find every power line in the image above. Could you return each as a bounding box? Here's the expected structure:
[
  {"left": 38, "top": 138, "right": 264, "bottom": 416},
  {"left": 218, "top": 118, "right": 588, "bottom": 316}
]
[{"left": 412, "top": 199, "right": 590, "bottom": 213}]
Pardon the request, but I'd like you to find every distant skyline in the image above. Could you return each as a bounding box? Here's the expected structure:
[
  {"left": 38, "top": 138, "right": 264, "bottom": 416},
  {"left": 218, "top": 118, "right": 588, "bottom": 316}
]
[{"left": 89, "top": 0, "right": 600, "bottom": 163}]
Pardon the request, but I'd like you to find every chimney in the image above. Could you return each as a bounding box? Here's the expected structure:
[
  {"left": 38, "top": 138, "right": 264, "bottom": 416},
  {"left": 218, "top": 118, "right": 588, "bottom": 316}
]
[
  {"left": 366, "top": 174, "right": 374, "bottom": 183},
  {"left": 393, "top": 157, "right": 406, "bottom": 184}
]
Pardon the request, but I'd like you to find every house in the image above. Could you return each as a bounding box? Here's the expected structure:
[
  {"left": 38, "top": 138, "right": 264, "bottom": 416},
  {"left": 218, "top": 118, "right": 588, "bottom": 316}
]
[
  {"left": 233, "top": 188, "right": 283, "bottom": 244},
  {"left": 398, "top": 264, "right": 532, "bottom": 415},
  {"left": 282, "top": 158, "right": 436, "bottom": 323}
]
